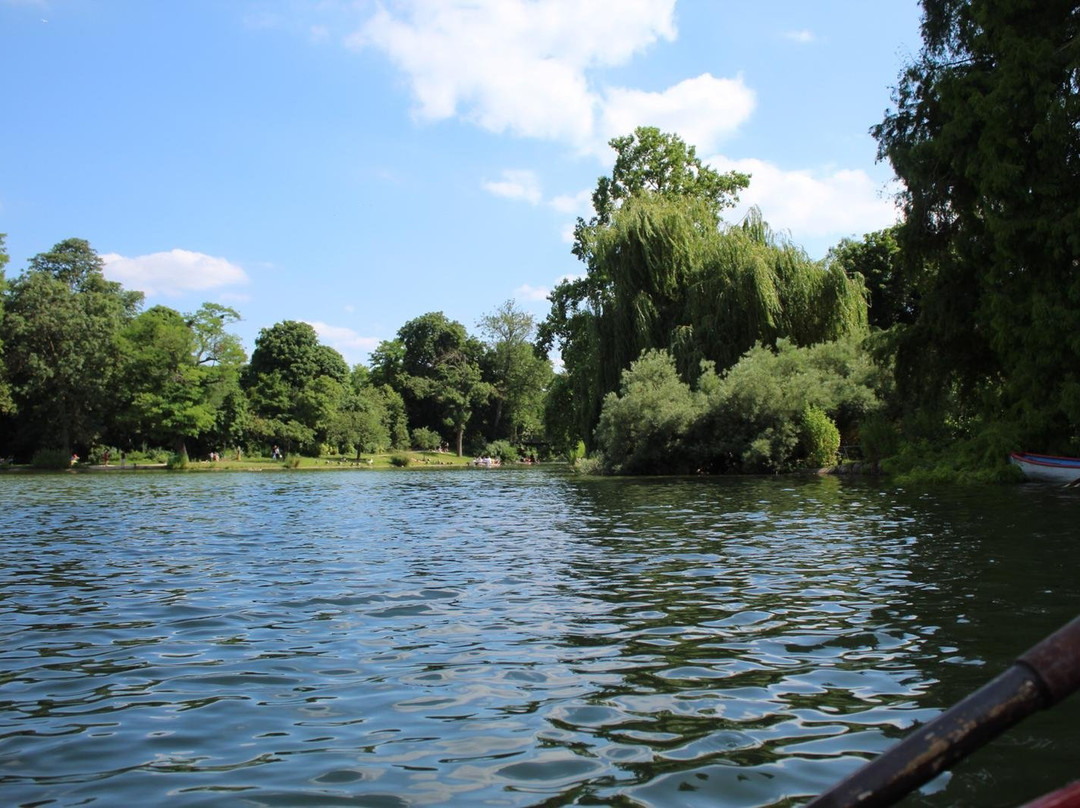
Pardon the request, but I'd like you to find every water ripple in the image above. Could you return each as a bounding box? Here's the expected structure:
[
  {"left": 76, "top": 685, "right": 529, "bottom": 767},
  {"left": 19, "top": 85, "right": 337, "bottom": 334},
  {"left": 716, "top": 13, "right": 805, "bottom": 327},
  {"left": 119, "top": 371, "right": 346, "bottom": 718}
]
[{"left": 1, "top": 471, "right": 1078, "bottom": 806}]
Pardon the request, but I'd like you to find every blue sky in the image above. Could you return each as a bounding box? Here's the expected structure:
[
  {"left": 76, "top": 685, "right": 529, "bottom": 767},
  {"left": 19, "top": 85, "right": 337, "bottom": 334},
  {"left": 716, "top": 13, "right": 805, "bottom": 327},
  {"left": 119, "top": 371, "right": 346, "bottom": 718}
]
[{"left": 0, "top": 0, "right": 922, "bottom": 365}]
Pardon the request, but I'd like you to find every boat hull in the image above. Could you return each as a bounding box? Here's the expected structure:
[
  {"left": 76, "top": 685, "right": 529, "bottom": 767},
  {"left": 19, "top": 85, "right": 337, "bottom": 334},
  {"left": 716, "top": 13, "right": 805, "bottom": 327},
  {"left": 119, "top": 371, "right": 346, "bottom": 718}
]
[{"left": 1009, "top": 452, "right": 1080, "bottom": 484}]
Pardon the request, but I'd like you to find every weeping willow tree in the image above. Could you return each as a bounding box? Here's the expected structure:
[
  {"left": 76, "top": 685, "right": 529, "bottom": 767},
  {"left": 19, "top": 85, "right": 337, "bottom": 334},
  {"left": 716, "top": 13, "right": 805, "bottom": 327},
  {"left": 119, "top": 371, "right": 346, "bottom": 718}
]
[
  {"left": 602, "top": 200, "right": 867, "bottom": 386},
  {"left": 539, "top": 136, "right": 868, "bottom": 450}
]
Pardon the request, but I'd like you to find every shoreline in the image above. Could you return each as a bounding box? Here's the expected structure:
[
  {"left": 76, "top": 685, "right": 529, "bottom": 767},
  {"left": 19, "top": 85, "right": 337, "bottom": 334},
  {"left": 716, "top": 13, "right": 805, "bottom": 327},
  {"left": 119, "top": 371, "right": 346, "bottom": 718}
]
[{"left": 0, "top": 457, "right": 552, "bottom": 473}]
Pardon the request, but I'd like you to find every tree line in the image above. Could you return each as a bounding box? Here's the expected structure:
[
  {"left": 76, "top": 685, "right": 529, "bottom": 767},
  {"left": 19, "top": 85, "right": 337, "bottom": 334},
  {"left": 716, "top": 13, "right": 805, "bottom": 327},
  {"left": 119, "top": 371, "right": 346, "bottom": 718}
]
[
  {"left": 0, "top": 236, "right": 552, "bottom": 464},
  {"left": 3, "top": 0, "right": 1076, "bottom": 479}
]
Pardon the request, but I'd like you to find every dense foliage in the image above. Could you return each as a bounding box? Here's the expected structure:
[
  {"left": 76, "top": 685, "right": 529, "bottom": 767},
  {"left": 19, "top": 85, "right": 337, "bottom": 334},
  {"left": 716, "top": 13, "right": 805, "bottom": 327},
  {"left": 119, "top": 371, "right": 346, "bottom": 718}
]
[
  {"left": 1, "top": 239, "right": 142, "bottom": 455},
  {"left": 874, "top": 0, "right": 1080, "bottom": 456},
  {"left": 478, "top": 300, "right": 552, "bottom": 444},
  {"left": 540, "top": 128, "right": 869, "bottom": 455},
  {"left": 827, "top": 227, "right": 916, "bottom": 331},
  {"left": 0, "top": 241, "right": 552, "bottom": 462},
  {"left": 590, "top": 336, "right": 885, "bottom": 475}
]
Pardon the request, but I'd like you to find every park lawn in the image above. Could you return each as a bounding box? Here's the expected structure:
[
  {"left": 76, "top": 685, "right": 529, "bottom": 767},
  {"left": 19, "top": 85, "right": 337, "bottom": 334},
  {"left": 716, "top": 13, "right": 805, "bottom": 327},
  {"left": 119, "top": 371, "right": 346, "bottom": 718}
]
[
  {"left": 1, "top": 451, "right": 481, "bottom": 473},
  {"left": 186, "top": 451, "right": 473, "bottom": 471}
]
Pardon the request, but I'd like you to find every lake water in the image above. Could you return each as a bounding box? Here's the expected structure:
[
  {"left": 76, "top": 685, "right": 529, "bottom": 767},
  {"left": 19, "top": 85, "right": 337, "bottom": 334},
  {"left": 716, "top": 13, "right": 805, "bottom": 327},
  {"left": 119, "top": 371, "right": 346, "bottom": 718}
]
[{"left": 1, "top": 468, "right": 1077, "bottom": 807}]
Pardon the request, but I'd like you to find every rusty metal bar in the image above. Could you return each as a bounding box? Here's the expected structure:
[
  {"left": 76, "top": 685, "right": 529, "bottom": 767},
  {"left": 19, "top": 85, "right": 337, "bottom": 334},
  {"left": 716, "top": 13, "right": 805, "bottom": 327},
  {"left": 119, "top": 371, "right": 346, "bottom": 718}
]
[{"left": 806, "top": 615, "right": 1080, "bottom": 808}]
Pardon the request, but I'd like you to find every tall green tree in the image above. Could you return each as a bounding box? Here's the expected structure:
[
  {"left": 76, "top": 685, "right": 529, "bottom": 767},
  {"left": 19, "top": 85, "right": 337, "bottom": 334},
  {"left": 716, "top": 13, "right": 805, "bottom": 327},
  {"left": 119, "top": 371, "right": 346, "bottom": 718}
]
[
  {"left": 325, "top": 366, "right": 402, "bottom": 456},
  {"left": 186, "top": 303, "right": 248, "bottom": 454},
  {"left": 827, "top": 226, "right": 916, "bottom": 330},
  {"left": 246, "top": 320, "right": 348, "bottom": 389},
  {"left": 577, "top": 125, "right": 750, "bottom": 245},
  {"left": 116, "top": 305, "right": 216, "bottom": 456},
  {"left": 0, "top": 238, "right": 142, "bottom": 455},
  {"left": 372, "top": 312, "right": 490, "bottom": 455},
  {"left": 432, "top": 351, "right": 491, "bottom": 456},
  {"left": 541, "top": 127, "right": 750, "bottom": 450},
  {"left": 188, "top": 303, "right": 246, "bottom": 367},
  {"left": 478, "top": 300, "right": 552, "bottom": 442},
  {"left": 874, "top": 0, "right": 1080, "bottom": 450},
  {"left": 243, "top": 320, "right": 349, "bottom": 453}
]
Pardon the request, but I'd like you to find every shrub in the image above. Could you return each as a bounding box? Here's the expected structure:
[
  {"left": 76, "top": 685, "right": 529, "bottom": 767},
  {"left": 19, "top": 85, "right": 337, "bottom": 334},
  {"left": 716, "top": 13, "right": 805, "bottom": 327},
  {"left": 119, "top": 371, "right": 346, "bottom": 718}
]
[
  {"left": 283, "top": 454, "right": 302, "bottom": 469},
  {"left": 859, "top": 412, "right": 899, "bottom": 465},
  {"left": 411, "top": 427, "right": 442, "bottom": 451},
  {"left": 166, "top": 452, "right": 189, "bottom": 470},
  {"left": 484, "top": 440, "right": 519, "bottom": 463},
  {"left": 88, "top": 446, "right": 120, "bottom": 465},
  {"left": 128, "top": 448, "right": 171, "bottom": 463},
  {"left": 801, "top": 405, "right": 841, "bottom": 468},
  {"left": 32, "top": 448, "right": 72, "bottom": 470},
  {"left": 882, "top": 420, "right": 1024, "bottom": 485},
  {"left": 389, "top": 453, "right": 411, "bottom": 467},
  {"left": 740, "top": 424, "right": 800, "bottom": 473},
  {"left": 695, "top": 337, "right": 885, "bottom": 473},
  {"left": 574, "top": 454, "right": 606, "bottom": 475},
  {"left": 594, "top": 349, "right": 699, "bottom": 474},
  {"left": 570, "top": 440, "right": 586, "bottom": 463},
  {"left": 590, "top": 337, "right": 887, "bottom": 475}
]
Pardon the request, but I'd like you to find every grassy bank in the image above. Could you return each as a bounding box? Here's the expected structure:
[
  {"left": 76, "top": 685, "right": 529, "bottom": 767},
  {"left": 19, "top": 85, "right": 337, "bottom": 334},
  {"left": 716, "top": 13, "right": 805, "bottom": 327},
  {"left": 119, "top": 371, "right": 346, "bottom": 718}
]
[{"left": 1, "top": 451, "right": 489, "bottom": 473}]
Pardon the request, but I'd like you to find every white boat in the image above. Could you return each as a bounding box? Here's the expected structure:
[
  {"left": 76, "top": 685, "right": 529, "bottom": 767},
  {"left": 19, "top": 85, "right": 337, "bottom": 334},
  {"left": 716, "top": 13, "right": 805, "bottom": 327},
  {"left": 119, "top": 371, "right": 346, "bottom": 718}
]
[{"left": 1009, "top": 451, "right": 1080, "bottom": 484}]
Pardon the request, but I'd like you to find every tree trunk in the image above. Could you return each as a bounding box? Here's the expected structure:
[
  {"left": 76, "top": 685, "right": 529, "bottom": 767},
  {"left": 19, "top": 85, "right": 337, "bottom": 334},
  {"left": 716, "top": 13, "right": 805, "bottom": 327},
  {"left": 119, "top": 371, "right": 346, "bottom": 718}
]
[{"left": 456, "top": 424, "right": 464, "bottom": 457}]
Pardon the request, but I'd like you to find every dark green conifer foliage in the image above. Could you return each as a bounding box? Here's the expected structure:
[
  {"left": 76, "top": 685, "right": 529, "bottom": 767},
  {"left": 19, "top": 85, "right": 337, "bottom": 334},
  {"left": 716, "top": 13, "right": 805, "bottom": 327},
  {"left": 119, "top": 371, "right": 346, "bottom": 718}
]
[{"left": 874, "top": 0, "right": 1080, "bottom": 450}]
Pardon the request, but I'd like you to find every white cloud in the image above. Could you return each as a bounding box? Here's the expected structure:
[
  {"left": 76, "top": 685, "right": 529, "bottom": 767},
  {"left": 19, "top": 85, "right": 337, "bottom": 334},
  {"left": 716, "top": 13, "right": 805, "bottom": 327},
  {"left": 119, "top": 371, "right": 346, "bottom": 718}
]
[
  {"left": 483, "top": 169, "right": 542, "bottom": 204},
  {"left": 102, "top": 249, "right": 248, "bottom": 297},
  {"left": 513, "top": 283, "right": 551, "bottom": 303},
  {"left": 708, "top": 155, "right": 900, "bottom": 249},
  {"left": 549, "top": 188, "right": 592, "bottom": 215},
  {"left": 350, "top": 0, "right": 753, "bottom": 157},
  {"left": 306, "top": 321, "right": 380, "bottom": 364},
  {"left": 599, "top": 73, "right": 755, "bottom": 155},
  {"left": 345, "top": 0, "right": 888, "bottom": 256}
]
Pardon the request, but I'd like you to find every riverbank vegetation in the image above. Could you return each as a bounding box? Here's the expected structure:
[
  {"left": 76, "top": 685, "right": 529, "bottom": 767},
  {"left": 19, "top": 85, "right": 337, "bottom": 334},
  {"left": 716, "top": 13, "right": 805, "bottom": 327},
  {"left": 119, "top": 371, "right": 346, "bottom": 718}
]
[
  {"left": 0, "top": 237, "right": 553, "bottom": 468},
  {"left": 1, "top": 2, "right": 1076, "bottom": 481},
  {"left": 8, "top": 449, "right": 475, "bottom": 473}
]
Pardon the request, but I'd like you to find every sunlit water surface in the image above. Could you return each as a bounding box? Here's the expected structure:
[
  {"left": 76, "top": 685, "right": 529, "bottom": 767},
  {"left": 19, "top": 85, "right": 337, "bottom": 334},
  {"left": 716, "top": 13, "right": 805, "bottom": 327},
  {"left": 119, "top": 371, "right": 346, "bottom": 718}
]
[{"left": 1, "top": 469, "right": 1077, "bottom": 807}]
